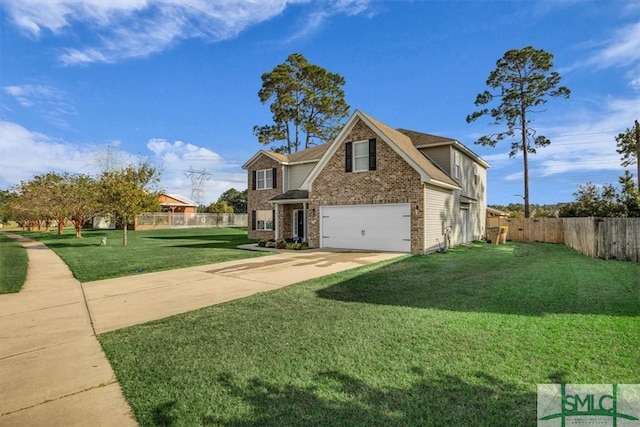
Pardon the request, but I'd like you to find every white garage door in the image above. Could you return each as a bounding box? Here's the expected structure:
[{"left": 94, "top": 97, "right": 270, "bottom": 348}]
[{"left": 320, "top": 204, "right": 411, "bottom": 252}]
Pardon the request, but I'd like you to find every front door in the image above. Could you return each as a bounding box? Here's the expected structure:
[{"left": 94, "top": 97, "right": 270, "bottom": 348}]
[{"left": 294, "top": 210, "right": 306, "bottom": 240}]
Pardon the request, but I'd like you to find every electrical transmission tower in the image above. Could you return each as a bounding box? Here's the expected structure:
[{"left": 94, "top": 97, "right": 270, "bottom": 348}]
[
  {"left": 184, "top": 166, "right": 212, "bottom": 206},
  {"left": 97, "top": 144, "right": 123, "bottom": 172}
]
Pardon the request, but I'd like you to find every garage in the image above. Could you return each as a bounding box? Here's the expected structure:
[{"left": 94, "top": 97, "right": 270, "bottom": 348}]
[{"left": 320, "top": 204, "right": 411, "bottom": 252}]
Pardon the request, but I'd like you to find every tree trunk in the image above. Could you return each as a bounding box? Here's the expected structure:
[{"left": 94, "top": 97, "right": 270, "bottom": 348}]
[
  {"left": 635, "top": 119, "right": 640, "bottom": 188},
  {"left": 521, "top": 110, "right": 530, "bottom": 218},
  {"left": 122, "top": 218, "right": 128, "bottom": 246}
]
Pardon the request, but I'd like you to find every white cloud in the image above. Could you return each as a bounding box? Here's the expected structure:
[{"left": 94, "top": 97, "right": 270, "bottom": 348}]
[
  {"left": 146, "top": 137, "right": 245, "bottom": 203},
  {"left": 1, "top": 0, "right": 373, "bottom": 65},
  {"left": 0, "top": 0, "right": 371, "bottom": 65},
  {"left": 0, "top": 123, "right": 245, "bottom": 203},
  {"left": 470, "top": 96, "right": 640, "bottom": 183},
  {"left": 2, "top": 84, "right": 76, "bottom": 129},
  {"left": 283, "top": 0, "right": 376, "bottom": 42},
  {"left": 0, "top": 121, "right": 100, "bottom": 186},
  {"left": 580, "top": 21, "right": 640, "bottom": 91},
  {"left": 533, "top": 98, "right": 637, "bottom": 177},
  {"left": 586, "top": 21, "right": 640, "bottom": 69},
  {"left": 147, "top": 138, "right": 224, "bottom": 166}
]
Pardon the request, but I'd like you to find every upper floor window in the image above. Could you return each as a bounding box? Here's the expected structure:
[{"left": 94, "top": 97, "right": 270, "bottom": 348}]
[
  {"left": 345, "top": 139, "right": 376, "bottom": 172},
  {"left": 353, "top": 141, "right": 369, "bottom": 171},
  {"left": 453, "top": 150, "right": 462, "bottom": 179},
  {"left": 252, "top": 168, "right": 277, "bottom": 190}
]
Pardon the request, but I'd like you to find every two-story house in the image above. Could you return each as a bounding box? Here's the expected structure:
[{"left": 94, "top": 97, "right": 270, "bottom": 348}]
[{"left": 243, "top": 110, "right": 490, "bottom": 253}]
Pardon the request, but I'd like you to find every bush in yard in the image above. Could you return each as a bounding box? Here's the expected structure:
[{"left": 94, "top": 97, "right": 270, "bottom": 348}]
[
  {"left": 276, "top": 240, "right": 287, "bottom": 249},
  {"left": 287, "top": 242, "right": 308, "bottom": 250},
  {"left": 257, "top": 239, "right": 268, "bottom": 247}
]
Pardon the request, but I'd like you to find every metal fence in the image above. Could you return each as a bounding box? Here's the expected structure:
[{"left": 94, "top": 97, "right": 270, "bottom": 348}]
[{"left": 135, "top": 212, "right": 248, "bottom": 230}]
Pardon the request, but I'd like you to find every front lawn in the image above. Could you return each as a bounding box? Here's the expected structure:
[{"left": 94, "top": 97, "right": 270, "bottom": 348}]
[
  {"left": 99, "top": 243, "right": 640, "bottom": 426},
  {"left": 20, "top": 227, "right": 268, "bottom": 282},
  {"left": 0, "top": 233, "right": 29, "bottom": 294}
]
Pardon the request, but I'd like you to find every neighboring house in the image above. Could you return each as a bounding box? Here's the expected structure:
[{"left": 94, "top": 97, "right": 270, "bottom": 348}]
[
  {"left": 243, "top": 110, "right": 490, "bottom": 253},
  {"left": 486, "top": 207, "right": 509, "bottom": 218},
  {"left": 159, "top": 194, "right": 198, "bottom": 214}
]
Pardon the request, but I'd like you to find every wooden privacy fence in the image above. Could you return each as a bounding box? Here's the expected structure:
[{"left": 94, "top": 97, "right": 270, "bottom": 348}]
[
  {"left": 486, "top": 217, "right": 640, "bottom": 262},
  {"left": 487, "top": 218, "right": 564, "bottom": 244},
  {"left": 564, "top": 218, "right": 640, "bottom": 262}
]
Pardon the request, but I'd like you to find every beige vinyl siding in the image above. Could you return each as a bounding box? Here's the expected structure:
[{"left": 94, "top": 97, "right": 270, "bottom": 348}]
[
  {"left": 420, "top": 146, "right": 450, "bottom": 174},
  {"left": 288, "top": 163, "right": 316, "bottom": 191},
  {"left": 458, "top": 158, "right": 487, "bottom": 242},
  {"left": 423, "top": 184, "right": 455, "bottom": 252}
]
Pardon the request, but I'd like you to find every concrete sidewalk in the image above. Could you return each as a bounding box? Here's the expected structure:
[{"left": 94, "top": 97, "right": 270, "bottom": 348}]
[
  {"left": 83, "top": 249, "right": 404, "bottom": 334},
  {"left": 1, "top": 235, "right": 404, "bottom": 426},
  {"left": 0, "top": 234, "right": 137, "bottom": 427}
]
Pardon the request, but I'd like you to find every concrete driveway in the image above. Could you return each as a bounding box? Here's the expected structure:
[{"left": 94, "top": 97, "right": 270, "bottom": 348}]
[{"left": 83, "top": 250, "right": 405, "bottom": 334}]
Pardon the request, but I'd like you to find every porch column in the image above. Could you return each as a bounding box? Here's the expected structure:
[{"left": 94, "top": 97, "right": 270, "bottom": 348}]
[
  {"left": 274, "top": 203, "right": 279, "bottom": 240},
  {"left": 303, "top": 202, "right": 308, "bottom": 242}
]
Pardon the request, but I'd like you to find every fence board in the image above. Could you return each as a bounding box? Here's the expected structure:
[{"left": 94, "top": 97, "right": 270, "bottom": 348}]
[{"left": 490, "top": 217, "right": 640, "bottom": 262}]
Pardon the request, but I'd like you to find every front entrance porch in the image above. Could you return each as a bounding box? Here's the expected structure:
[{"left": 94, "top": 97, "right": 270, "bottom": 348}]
[{"left": 270, "top": 190, "right": 309, "bottom": 242}]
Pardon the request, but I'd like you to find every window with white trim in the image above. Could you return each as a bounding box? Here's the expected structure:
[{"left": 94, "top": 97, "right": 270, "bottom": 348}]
[
  {"left": 255, "top": 210, "right": 273, "bottom": 230},
  {"left": 353, "top": 140, "right": 369, "bottom": 172},
  {"left": 256, "top": 169, "right": 274, "bottom": 190},
  {"left": 453, "top": 150, "right": 462, "bottom": 179}
]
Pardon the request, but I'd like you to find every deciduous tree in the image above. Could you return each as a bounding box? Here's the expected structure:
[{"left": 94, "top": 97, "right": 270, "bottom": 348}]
[
  {"left": 66, "top": 174, "right": 104, "bottom": 238},
  {"left": 254, "top": 53, "right": 350, "bottom": 154},
  {"left": 98, "top": 162, "right": 162, "bottom": 246},
  {"left": 217, "top": 188, "right": 247, "bottom": 213},
  {"left": 207, "top": 200, "right": 234, "bottom": 227},
  {"left": 467, "top": 46, "right": 570, "bottom": 218}
]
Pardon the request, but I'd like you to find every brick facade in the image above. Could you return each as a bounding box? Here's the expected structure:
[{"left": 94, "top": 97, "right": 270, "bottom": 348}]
[
  {"left": 307, "top": 118, "right": 425, "bottom": 253},
  {"left": 246, "top": 155, "right": 282, "bottom": 240},
  {"left": 243, "top": 112, "right": 488, "bottom": 253}
]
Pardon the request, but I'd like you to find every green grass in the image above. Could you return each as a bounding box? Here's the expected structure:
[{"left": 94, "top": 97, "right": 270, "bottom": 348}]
[
  {"left": 20, "top": 227, "right": 268, "bottom": 282},
  {"left": 0, "top": 233, "right": 29, "bottom": 294},
  {"left": 99, "top": 243, "right": 640, "bottom": 426}
]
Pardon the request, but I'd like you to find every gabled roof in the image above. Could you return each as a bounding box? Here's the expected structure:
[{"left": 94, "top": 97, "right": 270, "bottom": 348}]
[
  {"left": 242, "top": 143, "right": 330, "bottom": 169},
  {"left": 396, "top": 129, "right": 454, "bottom": 146},
  {"left": 288, "top": 143, "right": 331, "bottom": 164},
  {"left": 398, "top": 128, "right": 491, "bottom": 169},
  {"left": 302, "top": 110, "right": 461, "bottom": 191},
  {"left": 161, "top": 194, "right": 198, "bottom": 206},
  {"left": 242, "top": 151, "right": 287, "bottom": 169}
]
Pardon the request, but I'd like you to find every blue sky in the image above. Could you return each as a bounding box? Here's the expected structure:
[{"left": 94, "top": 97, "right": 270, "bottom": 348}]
[{"left": 1, "top": 0, "right": 639, "bottom": 206}]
